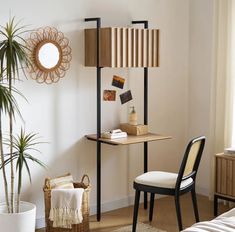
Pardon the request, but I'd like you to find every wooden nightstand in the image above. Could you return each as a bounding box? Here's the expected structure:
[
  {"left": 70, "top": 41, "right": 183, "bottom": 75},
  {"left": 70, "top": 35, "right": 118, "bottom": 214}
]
[{"left": 214, "top": 153, "right": 235, "bottom": 216}]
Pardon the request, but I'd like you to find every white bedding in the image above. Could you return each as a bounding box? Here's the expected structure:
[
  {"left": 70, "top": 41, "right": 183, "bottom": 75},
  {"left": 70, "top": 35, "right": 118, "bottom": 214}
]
[{"left": 183, "top": 208, "right": 235, "bottom": 232}]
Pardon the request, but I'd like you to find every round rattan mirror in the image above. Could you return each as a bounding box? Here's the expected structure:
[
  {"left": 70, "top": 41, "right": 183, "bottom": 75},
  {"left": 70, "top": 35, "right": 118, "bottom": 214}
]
[{"left": 27, "top": 27, "right": 72, "bottom": 84}]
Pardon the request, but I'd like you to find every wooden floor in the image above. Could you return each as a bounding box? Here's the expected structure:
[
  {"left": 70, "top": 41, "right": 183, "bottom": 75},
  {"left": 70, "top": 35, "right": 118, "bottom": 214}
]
[{"left": 37, "top": 194, "right": 230, "bottom": 232}]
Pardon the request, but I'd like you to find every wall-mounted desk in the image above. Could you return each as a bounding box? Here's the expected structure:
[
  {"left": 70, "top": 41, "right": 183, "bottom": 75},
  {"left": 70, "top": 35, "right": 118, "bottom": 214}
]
[
  {"left": 84, "top": 17, "right": 165, "bottom": 221},
  {"left": 86, "top": 133, "right": 172, "bottom": 219},
  {"left": 86, "top": 133, "right": 171, "bottom": 145}
]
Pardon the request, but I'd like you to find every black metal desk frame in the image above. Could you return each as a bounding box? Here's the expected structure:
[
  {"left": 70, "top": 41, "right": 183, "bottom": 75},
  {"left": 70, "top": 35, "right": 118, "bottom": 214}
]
[{"left": 85, "top": 17, "right": 150, "bottom": 221}]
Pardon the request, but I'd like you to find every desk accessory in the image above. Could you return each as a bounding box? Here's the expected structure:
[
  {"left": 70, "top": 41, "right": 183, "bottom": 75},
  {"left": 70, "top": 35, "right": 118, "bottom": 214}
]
[
  {"left": 120, "top": 123, "right": 148, "bottom": 135},
  {"left": 224, "top": 147, "right": 235, "bottom": 155},
  {"left": 101, "top": 129, "right": 127, "bottom": 139},
  {"left": 129, "top": 106, "right": 137, "bottom": 125}
]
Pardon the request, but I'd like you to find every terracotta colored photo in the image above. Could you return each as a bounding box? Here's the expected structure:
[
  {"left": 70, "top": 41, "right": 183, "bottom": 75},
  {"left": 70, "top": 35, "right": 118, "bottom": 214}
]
[{"left": 103, "top": 90, "right": 116, "bottom": 101}]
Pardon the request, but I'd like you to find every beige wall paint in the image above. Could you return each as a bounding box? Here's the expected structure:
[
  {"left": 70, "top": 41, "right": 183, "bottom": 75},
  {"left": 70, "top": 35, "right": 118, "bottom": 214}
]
[
  {"left": 0, "top": 0, "right": 219, "bottom": 227},
  {"left": 188, "top": 0, "right": 217, "bottom": 195}
]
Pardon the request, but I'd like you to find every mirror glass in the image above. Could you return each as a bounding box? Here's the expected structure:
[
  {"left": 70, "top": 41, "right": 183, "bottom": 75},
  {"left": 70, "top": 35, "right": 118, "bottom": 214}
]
[{"left": 38, "top": 43, "right": 60, "bottom": 69}]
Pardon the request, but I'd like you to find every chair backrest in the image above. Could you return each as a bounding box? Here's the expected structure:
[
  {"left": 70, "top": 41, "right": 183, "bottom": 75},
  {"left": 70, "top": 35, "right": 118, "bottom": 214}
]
[{"left": 176, "top": 136, "right": 206, "bottom": 190}]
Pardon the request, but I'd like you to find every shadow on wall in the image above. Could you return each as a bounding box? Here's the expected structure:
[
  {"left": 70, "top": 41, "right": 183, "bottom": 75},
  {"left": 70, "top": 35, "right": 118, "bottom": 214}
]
[
  {"left": 19, "top": 19, "right": 96, "bottom": 212},
  {"left": 21, "top": 137, "right": 97, "bottom": 217},
  {"left": 14, "top": 18, "right": 131, "bottom": 218},
  {"left": 25, "top": 19, "right": 95, "bottom": 191}
]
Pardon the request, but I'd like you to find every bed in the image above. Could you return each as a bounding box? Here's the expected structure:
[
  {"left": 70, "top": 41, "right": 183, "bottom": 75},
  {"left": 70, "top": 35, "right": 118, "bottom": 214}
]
[{"left": 183, "top": 208, "right": 235, "bottom": 232}]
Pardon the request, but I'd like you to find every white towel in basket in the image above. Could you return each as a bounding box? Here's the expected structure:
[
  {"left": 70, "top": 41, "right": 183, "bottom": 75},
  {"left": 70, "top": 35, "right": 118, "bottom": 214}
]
[{"left": 49, "top": 188, "right": 84, "bottom": 228}]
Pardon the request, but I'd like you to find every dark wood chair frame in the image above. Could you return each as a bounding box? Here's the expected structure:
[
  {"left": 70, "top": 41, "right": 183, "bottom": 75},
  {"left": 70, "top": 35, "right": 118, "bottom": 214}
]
[{"left": 132, "top": 136, "right": 206, "bottom": 232}]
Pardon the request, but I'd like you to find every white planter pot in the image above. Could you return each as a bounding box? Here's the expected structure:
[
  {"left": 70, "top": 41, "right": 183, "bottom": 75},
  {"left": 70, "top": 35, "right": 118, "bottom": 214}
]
[{"left": 0, "top": 201, "right": 36, "bottom": 232}]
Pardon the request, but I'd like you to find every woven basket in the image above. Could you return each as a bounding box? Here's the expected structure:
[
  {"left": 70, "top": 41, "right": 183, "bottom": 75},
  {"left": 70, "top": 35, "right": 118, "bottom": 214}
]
[{"left": 43, "top": 174, "right": 91, "bottom": 232}]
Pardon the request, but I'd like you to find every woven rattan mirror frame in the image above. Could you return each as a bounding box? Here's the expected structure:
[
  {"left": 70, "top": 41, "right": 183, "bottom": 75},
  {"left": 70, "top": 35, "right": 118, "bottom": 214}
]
[{"left": 27, "top": 27, "right": 72, "bottom": 84}]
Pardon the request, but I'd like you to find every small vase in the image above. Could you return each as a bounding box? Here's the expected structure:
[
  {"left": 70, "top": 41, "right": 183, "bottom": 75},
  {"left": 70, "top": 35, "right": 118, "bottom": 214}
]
[{"left": 129, "top": 106, "right": 138, "bottom": 126}]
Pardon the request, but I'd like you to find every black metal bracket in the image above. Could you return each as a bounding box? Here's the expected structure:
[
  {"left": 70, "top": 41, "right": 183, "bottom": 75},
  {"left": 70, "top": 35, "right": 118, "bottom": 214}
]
[
  {"left": 86, "top": 137, "right": 118, "bottom": 146},
  {"left": 85, "top": 17, "right": 102, "bottom": 222},
  {"left": 132, "top": 20, "right": 149, "bottom": 210},
  {"left": 132, "top": 20, "right": 149, "bottom": 29}
]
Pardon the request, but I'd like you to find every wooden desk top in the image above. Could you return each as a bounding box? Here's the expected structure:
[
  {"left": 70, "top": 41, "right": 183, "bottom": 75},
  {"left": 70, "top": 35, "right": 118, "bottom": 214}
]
[{"left": 85, "top": 133, "right": 172, "bottom": 145}]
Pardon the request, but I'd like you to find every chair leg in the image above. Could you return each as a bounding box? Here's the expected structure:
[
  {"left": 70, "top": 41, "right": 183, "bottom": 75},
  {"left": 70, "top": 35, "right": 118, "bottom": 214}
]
[
  {"left": 149, "top": 193, "right": 155, "bottom": 221},
  {"left": 175, "top": 195, "right": 183, "bottom": 231},
  {"left": 132, "top": 190, "right": 140, "bottom": 232},
  {"left": 191, "top": 188, "right": 199, "bottom": 222},
  {"left": 214, "top": 195, "right": 218, "bottom": 217}
]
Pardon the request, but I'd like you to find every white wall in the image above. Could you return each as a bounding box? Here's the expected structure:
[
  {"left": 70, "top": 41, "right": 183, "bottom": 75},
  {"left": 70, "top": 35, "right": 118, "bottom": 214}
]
[
  {"left": 0, "top": 0, "right": 219, "bottom": 228},
  {"left": 128, "top": 1, "right": 189, "bottom": 193},
  {"left": 188, "top": 0, "right": 217, "bottom": 196}
]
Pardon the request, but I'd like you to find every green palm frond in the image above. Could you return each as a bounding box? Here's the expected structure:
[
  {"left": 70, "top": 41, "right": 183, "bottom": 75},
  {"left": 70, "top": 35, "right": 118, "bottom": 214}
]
[
  {"left": 0, "top": 17, "right": 31, "bottom": 82},
  {"left": 2, "top": 128, "right": 47, "bottom": 192},
  {"left": 0, "top": 83, "right": 26, "bottom": 121},
  {"left": 0, "top": 83, "right": 20, "bottom": 117},
  {"left": 0, "top": 16, "right": 32, "bottom": 213}
]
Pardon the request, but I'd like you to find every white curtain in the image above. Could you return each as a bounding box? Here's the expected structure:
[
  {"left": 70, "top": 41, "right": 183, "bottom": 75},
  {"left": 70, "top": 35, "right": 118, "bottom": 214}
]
[
  {"left": 211, "top": 0, "right": 230, "bottom": 199},
  {"left": 216, "top": 0, "right": 235, "bottom": 149},
  {"left": 214, "top": 0, "right": 228, "bottom": 152},
  {"left": 224, "top": 0, "right": 235, "bottom": 147},
  {"left": 214, "top": 0, "right": 235, "bottom": 205}
]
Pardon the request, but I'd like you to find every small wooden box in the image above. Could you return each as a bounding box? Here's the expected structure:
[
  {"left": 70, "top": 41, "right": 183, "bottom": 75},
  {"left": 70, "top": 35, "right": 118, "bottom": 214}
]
[{"left": 120, "top": 123, "right": 148, "bottom": 135}]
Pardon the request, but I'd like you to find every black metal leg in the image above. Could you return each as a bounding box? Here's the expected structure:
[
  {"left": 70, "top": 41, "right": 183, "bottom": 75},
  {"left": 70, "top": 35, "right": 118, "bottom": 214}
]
[
  {"left": 149, "top": 193, "right": 155, "bottom": 221},
  {"left": 213, "top": 194, "right": 235, "bottom": 216},
  {"left": 191, "top": 188, "right": 199, "bottom": 222},
  {"left": 85, "top": 17, "right": 102, "bottom": 222},
  {"left": 96, "top": 66, "right": 102, "bottom": 221},
  {"left": 97, "top": 141, "right": 101, "bottom": 221},
  {"left": 144, "top": 61, "right": 148, "bottom": 211},
  {"left": 132, "top": 20, "right": 149, "bottom": 211},
  {"left": 175, "top": 195, "right": 183, "bottom": 231},
  {"left": 214, "top": 195, "right": 218, "bottom": 216},
  {"left": 132, "top": 190, "right": 141, "bottom": 232},
  {"left": 144, "top": 193, "right": 148, "bottom": 209},
  {"left": 144, "top": 142, "right": 148, "bottom": 209}
]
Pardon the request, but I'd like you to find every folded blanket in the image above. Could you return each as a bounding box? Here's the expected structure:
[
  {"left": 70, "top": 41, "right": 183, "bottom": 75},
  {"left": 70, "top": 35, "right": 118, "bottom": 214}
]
[
  {"left": 49, "top": 188, "right": 84, "bottom": 228},
  {"left": 49, "top": 174, "right": 74, "bottom": 189}
]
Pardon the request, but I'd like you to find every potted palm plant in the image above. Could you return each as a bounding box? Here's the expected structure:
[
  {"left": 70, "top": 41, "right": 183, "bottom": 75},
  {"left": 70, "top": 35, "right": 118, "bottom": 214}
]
[
  {"left": 0, "top": 128, "right": 46, "bottom": 232},
  {"left": 0, "top": 17, "right": 46, "bottom": 232}
]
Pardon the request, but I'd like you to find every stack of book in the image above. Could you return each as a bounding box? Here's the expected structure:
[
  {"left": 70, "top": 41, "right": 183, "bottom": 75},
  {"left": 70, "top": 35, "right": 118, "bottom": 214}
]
[
  {"left": 101, "top": 129, "right": 127, "bottom": 139},
  {"left": 224, "top": 147, "right": 235, "bottom": 155}
]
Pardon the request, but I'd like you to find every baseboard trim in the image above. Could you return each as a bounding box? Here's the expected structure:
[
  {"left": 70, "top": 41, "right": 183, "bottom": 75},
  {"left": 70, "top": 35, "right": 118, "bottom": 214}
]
[
  {"left": 196, "top": 186, "right": 210, "bottom": 197},
  {"left": 36, "top": 194, "right": 164, "bottom": 229},
  {"left": 36, "top": 189, "right": 209, "bottom": 229},
  {"left": 90, "top": 195, "right": 135, "bottom": 216},
  {"left": 36, "top": 217, "right": 45, "bottom": 229}
]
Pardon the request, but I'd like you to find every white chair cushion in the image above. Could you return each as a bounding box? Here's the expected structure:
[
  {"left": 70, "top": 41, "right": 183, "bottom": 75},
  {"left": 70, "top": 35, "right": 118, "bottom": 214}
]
[{"left": 135, "top": 171, "right": 193, "bottom": 189}]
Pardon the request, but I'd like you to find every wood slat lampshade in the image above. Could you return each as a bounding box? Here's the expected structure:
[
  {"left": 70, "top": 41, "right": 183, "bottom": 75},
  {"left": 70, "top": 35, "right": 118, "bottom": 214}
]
[{"left": 84, "top": 27, "right": 159, "bottom": 68}]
